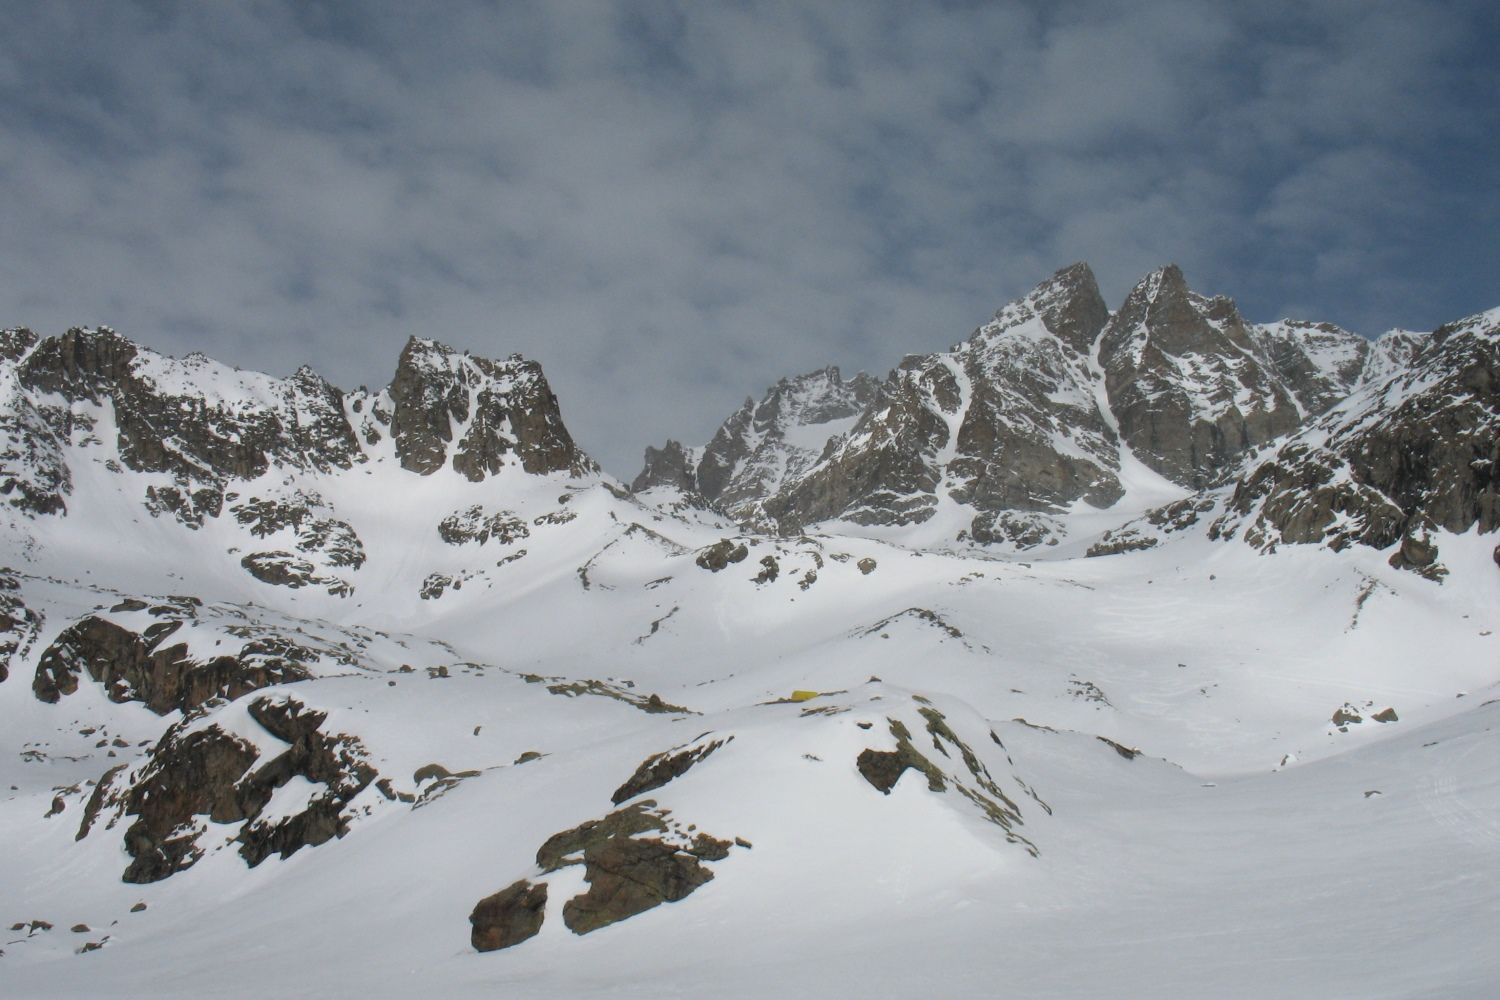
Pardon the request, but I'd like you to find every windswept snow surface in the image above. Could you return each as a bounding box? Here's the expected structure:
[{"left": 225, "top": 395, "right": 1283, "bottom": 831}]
[
  {"left": 1, "top": 319, "right": 1498, "bottom": 997},
  {"left": 1, "top": 451, "right": 1497, "bottom": 998}
]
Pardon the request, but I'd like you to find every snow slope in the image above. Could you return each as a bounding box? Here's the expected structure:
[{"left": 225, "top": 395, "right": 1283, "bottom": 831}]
[{"left": 1, "top": 295, "right": 1498, "bottom": 998}]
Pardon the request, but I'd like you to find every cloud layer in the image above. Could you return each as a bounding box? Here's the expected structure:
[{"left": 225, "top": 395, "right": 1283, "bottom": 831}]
[{"left": 1, "top": 1, "right": 1495, "bottom": 473}]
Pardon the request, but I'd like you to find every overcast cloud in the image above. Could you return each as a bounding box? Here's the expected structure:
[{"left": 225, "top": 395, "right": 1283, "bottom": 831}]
[{"left": 1, "top": 1, "right": 1496, "bottom": 474}]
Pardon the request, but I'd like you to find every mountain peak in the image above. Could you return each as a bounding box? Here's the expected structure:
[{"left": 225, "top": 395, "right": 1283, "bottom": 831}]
[{"left": 983, "top": 262, "right": 1109, "bottom": 355}]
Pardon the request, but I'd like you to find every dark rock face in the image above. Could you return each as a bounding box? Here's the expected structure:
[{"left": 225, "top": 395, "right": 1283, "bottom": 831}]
[
  {"left": 1251, "top": 320, "right": 1368, "bottom": 415},
  {"left": 0, "top": 326, "right": 601, "bottom": 539},
  {"left": 118, "top": 726, "right": 261, "bottom": 882},
  {"left": 637, "top": 367, "right": 879, "bottom": 529},
  {"left": 82, "top": 693, "right": 378, "bottom": 883},
  {"left": 470, "top": 801, "right": 742, "bottom": 952},
  {"left": 1216, "top": 308, "right": 1499, "bottom": 554},
  {"left": 230, "top": 493, "right": 366, "bottom": 571},
  {"left": 0, "top": 570, "right": 43, "bottom": 682},
  {"left": 241, "top": 552, "right": 353, "bottom": 596},
  {"left": 32, "top": 603, "right": 312, "bottom": 714},
  {"left": 234, "top": 697, "right": 377, "bottom": 867},
  {"left": 381, "top": 338, "right": 596, "bottom": 481},
  {"left": 765, "top": 264, "right": 1118, "bottom": 536},
  {"left": 437, "top": 505, "right": 529, "bottom": 546},
  {"left": 610, "top": 736, "right": 731, "bottom": 805},
  {"left": 19, "top": 327, "right": 361, "bottom": 490},
  {"left": 855, "top": 709, "right": 1034, "bottom": 854},
  {"left": 695, "top": 539, "right": 749, "bottom": 571},
  {"left": 1100, "top": 266, "right": 1303, "bottom": 488},
  {"left": 0, "top": 365, "right": 71, "bottom": 515},
  {"left": 630, "top": 439, "right": 700, "bottom": 495},
  {"left": 471, "top": 879, "right": 548, "bottom": 952},
  {"left": 536, "top": 801, "right": 730, "bottom": 937},
  {"left": 560, "top": 835, "right": 718, "bottom": 935}
]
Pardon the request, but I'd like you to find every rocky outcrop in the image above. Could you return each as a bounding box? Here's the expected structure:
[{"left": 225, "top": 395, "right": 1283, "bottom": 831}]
[
  {"left": 1099, "top": 266, "right": 1303, "bottom": 488},
  {"left": 1215, "top": 307, "right": 1499, "bottom": 556},
  {"left": 370, "top": 338, "right": 596, "bottom": 481},
  {"left": 437, "top": 505, "right": 530, "bottom": 546},
  {"left": 18, "top": 328, "right": 361, "bottom": 492},
  {"left": 0, "top": 327, "right": 601, "bottom": 546},
  {"left": 32, "top": 600, "right": 315, "bottom": 714},
  {"left": 855, "top": 705, "right": 1035, "bottom": 854},
  {"left": 767, "top": 263, "right": 1119, "bottom": 536},
  {"left": 117, "top": 725, "right": 261, "bottom": 883},
  {"left": 1250, "top": 320, "right": 1368, "bottom": 414},
  {"left": 630, "top": 439, "right": 701, "bottom": 496},
  {"left": 471, "top": 799, "right": 742, "bottom": 952},
  {"left": 234, "top": 697, "right": 378, "bottom": 867},
  {"left": 0, "top": 570, "right": 42, "bottom": 682},
  {"left": 637, "top": 367, "right": 879, "bottom": 529},
  {"left": 695, "top": 539, "right": 749, "bottom": 571},
  {"left": 470, "top": 880, "right": 548, "bottom": 952},
  {"left": 610, "top": 735, "right": 731, "bottom": 804},
  {"left": 82, "top": 693, "right": 378, "bottom": 883},
  {"left": 230, "top": 492, "right": 366, "bottom": 570}
]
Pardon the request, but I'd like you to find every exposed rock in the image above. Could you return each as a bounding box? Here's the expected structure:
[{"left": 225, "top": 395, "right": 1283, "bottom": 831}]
[
  {"left": 1099, "top": 266, "right": 1303, "bottom": 488},
  {"left": 857, "top": 557, "right": 876, "bottom": 575},
  {"left": 695, "top": 539, "right": 749, "bottom": 571},
  {"left": 88, "top": 694, "right": 379, "bottom": 882},
  {"left": 230, "top": 492, "right": 365, "bottom": 570},
  {"left": 33, "top": 611, "right": 311, "bottom": 715},
  {"left": 470, "top": 879, "right": 548, "bottom": 952},
  {"left": 437, "top": 505, "right": 529, "bottom": 546},
  {"left": 561, "top": 835, "right": 717, "bottom": 935},
  {"left": 754, "top": 555, "right": 780, "bottom": 584},
  {"left": 766, "top": 265, "right": 1119, "bottom": 532},
  {"left": 610, "top": 736, "right": 731, "bottom": 805},
  {"left": 536, "top": 801, "right": 669, "bottom": 873},
  {"left": 1097, "top": 736, "right": 1141, "bottom": 760},
  {"left": 1332, "top": 705, "right": 1363, "bottom": 727},
  {"left": 18, "top": 327, "right": 361, "bottom": 489},
  {"left": 234, "top": 697, "right": 378, "bottom": 866},
  {"left": 856, "top": 708, "right": 1033, "bottom": 851},
  {"left": 0, "top": 570, "right": 42, "bottom": 681},
  {"left": 524, "top": 801, "right": 732, "bottom": 938},
  {"left": 630, "top": 439, "right": 700, "bottom": 496},
  {"left": 118, "top": 726, "right": 261, "bottom": 883},
  {"left": 1388, "top": 532, "right": 1446, "bottom": 581},
  {"left": 378, "top": 338, "right": 596, "bottom": 481},
  {"left": 1251, "top": 320, "right": 1368, "bottom": 415},
  {"left": 241, "top": 552, "right": 352, "bottom": 596},
  {"left": 1217, "top": 307, "right": 1499, "bottom": 554},
  {"left": 1373, "top": 707, "right": 1399, "bottom": 723}
]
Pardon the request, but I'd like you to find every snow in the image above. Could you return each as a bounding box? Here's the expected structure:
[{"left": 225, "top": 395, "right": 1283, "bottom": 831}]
[{"left": 1, "top": 322, "right": 1498, "bottom": 999}]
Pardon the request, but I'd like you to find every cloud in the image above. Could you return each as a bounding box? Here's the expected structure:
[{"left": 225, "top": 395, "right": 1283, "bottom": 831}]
[{"left": 0, "top": 1, "right": 1495, "bottom": 474}]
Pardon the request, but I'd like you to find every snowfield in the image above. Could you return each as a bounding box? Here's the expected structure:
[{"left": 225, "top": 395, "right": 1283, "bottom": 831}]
[
  {"left": 1, "top": 456, "right": 1496, "bottom": 999},
  {"left": 0, "top": 288, "right": 1496, "bottom": 998}
]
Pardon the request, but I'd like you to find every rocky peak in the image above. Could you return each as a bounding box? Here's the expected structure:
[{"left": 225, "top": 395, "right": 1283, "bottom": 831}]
[
  {"left": 381, "top": 337, "right": 596, "bottom": 482},
  {"left": 1250, "top": 320, "right": 1368, "bottom": 415},
  {"left": 640, "top": 366, "right": 879, "bottom": 529},
  {"left": 982, "top": 261, "right": 1110, "bottom": 356},
  {"left": 12, "top": 327, "right": 362, "bottom": 495},
  {"left": 1356, "top": 329, "right": 1426, "bottom": 388},
  {"left": 631, "top": 440, "right": 700, "bottom": 495},
  {"left": 764, "top": 266, "right": 1121, "bottom": 541},
  {"left": 1216, "top": 306, "right": 1499, "bottom": 562},
  {"left": 1099, "top": 266, "right": 1303, "bottom": 488},
  {"left": 0, "top": 327, "right": 39, "bottom": 363}
]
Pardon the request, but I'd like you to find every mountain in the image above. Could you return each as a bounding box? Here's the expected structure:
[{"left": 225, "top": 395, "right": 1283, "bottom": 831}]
[
  {"left": 631, "top": 365, "right": 879, "bottom": 530},
  {"left": 2, "top": 275, "right": 1498, "bottom": 999},
  {"left": 641, "top": 262, "right": 1427, "bottom": 551},
  {"left": 1213, "top": 305, "right": 1500, "bottom": 574}
]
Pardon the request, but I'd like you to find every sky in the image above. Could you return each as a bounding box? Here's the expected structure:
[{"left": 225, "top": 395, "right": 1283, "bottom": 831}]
[{"left": 1, "top": 1, "right": 1496, "bottom": 476}]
